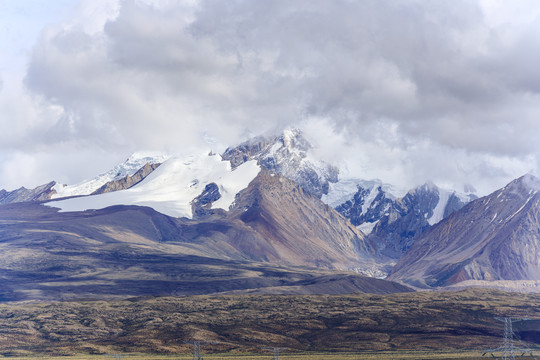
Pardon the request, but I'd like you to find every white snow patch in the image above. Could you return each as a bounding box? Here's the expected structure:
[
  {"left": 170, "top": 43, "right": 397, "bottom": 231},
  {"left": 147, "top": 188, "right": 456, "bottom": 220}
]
[
  {"left": 357, "top": 221, "right": 377, "bottom": 235},
  {"left": 506, "top": 195, "right": 533, "bottom": 222},
  {"left": 321, "top": 178, "right": 360, "bottom": 207},
  {"left": 47, "top": 154, "right": 260, "bottom": 218},
  {"left": 52, "top": 151, "right": 170, "bottom": 198},
  {"left": 212, "top": 160, "right": 261, "bottom": 211},
  {"left": 361, "top": 186, "right": 380, "bottom": 216},
  {"left": 428, "top": 188, "right": 450, "bottom": 225},
  {"left": 322, "top": 177, "right": 401, "bottom": 208}
]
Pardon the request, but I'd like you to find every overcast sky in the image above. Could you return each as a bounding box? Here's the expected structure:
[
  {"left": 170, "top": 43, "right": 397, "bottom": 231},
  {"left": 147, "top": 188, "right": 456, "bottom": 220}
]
[{"left": 1, "top": 0, "right": 540, "bottom": 195}]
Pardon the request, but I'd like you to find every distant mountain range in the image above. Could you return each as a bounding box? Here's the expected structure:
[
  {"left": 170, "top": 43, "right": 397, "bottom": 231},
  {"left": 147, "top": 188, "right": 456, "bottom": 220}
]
[{"left": 0, "top": 129, "right": 538, "bottom": 299}]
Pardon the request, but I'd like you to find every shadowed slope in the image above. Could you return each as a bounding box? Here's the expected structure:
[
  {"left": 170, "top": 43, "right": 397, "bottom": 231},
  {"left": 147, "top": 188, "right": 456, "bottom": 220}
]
[{"left": 225, "top": 171, "right": 377, "bottom": 271}]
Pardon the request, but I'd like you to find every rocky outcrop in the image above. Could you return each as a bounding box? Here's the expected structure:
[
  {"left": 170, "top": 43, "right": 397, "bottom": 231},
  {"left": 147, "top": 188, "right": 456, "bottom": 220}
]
[
  {"left": 0, "top": 181, "right": 57, "bottom": 204},
  {"left": 222, "top": 129, "right": 339, "bottom": 198},
  {"left": 191, "top": 182, "right": 224, "bottom": 218},
  {"left": 389, "top": 174, "right": 540, "bottom": 287},
  {"left": 91, "top": 162, "right": 160, "bottom": 195}
]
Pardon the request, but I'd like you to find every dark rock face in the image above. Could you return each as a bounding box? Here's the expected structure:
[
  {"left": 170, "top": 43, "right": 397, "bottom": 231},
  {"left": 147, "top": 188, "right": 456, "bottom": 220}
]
[
  {"left": 389, "top": 174, "right": 540, "bottom": 287},
  {"left": 191, "top": 182, "right": 223, "bottom": 218},
  {"left": 222, "top": 129, "right": 339, "bottom": 198},
  {"left": 336, "top": 186, "right": 398, "bottom": 227},
  {"left": 443, "top": 192, "right": 478, "bottom": 219},
  {"left": 91, "top": 162, "right": 160, "bottom": 195},
  {"left": 335, "top": 187, "right": 373, "bottom": 223},
  {"left": 0, "top": 181, "right": 57, "bottom": 204},
  {"left": 370, "top": 184, "right": 439, "bottom": 256},
  {"left": 221, "top": 135, "right": 274, "bottom": 169}
]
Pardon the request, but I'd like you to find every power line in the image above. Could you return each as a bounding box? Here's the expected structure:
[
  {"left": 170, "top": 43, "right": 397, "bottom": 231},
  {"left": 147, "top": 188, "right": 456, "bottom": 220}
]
[
  {"left": 105, "top": 354, "right": 129, "bottom": 360},
  {"left": 262, "top": 347, "right": 288, "bottom": 360}
]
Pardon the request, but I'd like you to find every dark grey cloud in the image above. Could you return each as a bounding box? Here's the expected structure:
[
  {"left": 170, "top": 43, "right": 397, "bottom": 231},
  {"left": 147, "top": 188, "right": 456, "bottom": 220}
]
[{"left": 3, "top": 0, "right": 540, "bottom": 193}]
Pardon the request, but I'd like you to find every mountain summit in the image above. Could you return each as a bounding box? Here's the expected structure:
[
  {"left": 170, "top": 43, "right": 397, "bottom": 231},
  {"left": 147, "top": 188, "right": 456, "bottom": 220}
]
[{"left": 222, "top": 129, "right": 339, "bottom": 198}]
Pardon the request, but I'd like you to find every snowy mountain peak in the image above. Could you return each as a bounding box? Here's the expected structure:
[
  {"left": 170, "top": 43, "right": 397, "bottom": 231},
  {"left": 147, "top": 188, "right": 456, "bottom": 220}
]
[
  {"left": 222, "top": 129, "right": 338, "bottom": 198},
  {"left": 281, "top": 128, "right": 311, "bottom": 152},
  {"left": 322, "top": 178, "right": 400, "bottom": 209},
  {"left": 510, "top": 173, "right": 540, "bottom": 194},
  {"left": 52, "top": 151, "right": 170, "bottom": 199},
  {"left": 125, "top": 151, "right": 170, "bottom": 166}
]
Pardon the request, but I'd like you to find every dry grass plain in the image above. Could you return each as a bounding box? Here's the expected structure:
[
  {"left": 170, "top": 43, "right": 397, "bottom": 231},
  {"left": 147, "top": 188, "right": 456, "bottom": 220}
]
[
  {"left": 0, "top": 351, "right": 537, "bottom": 360},
  {"left": 0, "top": 289, "right": 538, "bottom": 357}
]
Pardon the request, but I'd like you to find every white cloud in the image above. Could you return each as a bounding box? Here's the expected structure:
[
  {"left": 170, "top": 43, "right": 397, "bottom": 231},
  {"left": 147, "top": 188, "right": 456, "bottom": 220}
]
[{"left": 1, "top": 0, "right": 540, "bottom": 194}]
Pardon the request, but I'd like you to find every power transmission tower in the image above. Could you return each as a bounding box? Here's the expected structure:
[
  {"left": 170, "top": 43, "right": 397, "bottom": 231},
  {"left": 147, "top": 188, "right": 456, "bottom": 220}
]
[
  {"left": 483, "top": 317, "right": 537, "bottom": 360},
  {"left": 193, "top": 341, "right": 203, "bottom": 360},
  {"left": 262, "top": 347, "right": 287, "bottom": 360},
  {"left": 185, "top": 341, "right": 218, "bottom": 360}
]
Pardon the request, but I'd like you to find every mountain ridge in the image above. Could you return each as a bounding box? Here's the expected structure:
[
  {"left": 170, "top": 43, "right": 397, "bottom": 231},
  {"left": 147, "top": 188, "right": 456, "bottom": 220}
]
[{"left": 389, "top": 174, "right": 540, "bottom": 287}]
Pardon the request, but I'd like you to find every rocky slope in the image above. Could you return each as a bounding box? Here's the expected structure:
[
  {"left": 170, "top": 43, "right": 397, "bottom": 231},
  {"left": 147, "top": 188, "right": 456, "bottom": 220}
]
[
  {"left": 91, "top": 162, "right": 161, "bottom": 194},
  {"left": 389, "top": 174, "right": 540, "bottom": 288},
  {"left": 0, "top": 181, "right": 57, "bottom": 204},
  {"left": 223, "top": 171, "right": 385, "bottom": 273}
]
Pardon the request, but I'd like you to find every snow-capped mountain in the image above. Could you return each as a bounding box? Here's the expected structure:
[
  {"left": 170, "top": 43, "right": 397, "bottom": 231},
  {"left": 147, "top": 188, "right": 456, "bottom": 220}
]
[
  {"left": 52, "top": 152, "right": 170, "bottom": 198},
  {"left": 48, "top": 153, "right": 261, "bottom": 219},
  {"left": 1, "top": 129, "right": 478, "bottom": 268},
  {"left": 389, "top": 174, "right": 540, "bottom": 287},
  {"left": 222, "top": 129, "right": 339, "bottom": 198},
  {"left": 222, "top": 129, "right": 478, "bottom": 258}
]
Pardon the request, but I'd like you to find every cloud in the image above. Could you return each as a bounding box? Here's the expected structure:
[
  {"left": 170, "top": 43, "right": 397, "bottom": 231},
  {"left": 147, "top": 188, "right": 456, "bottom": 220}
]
[{"left": 2, "top": 0, "right": 540, "bottom": 194}]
